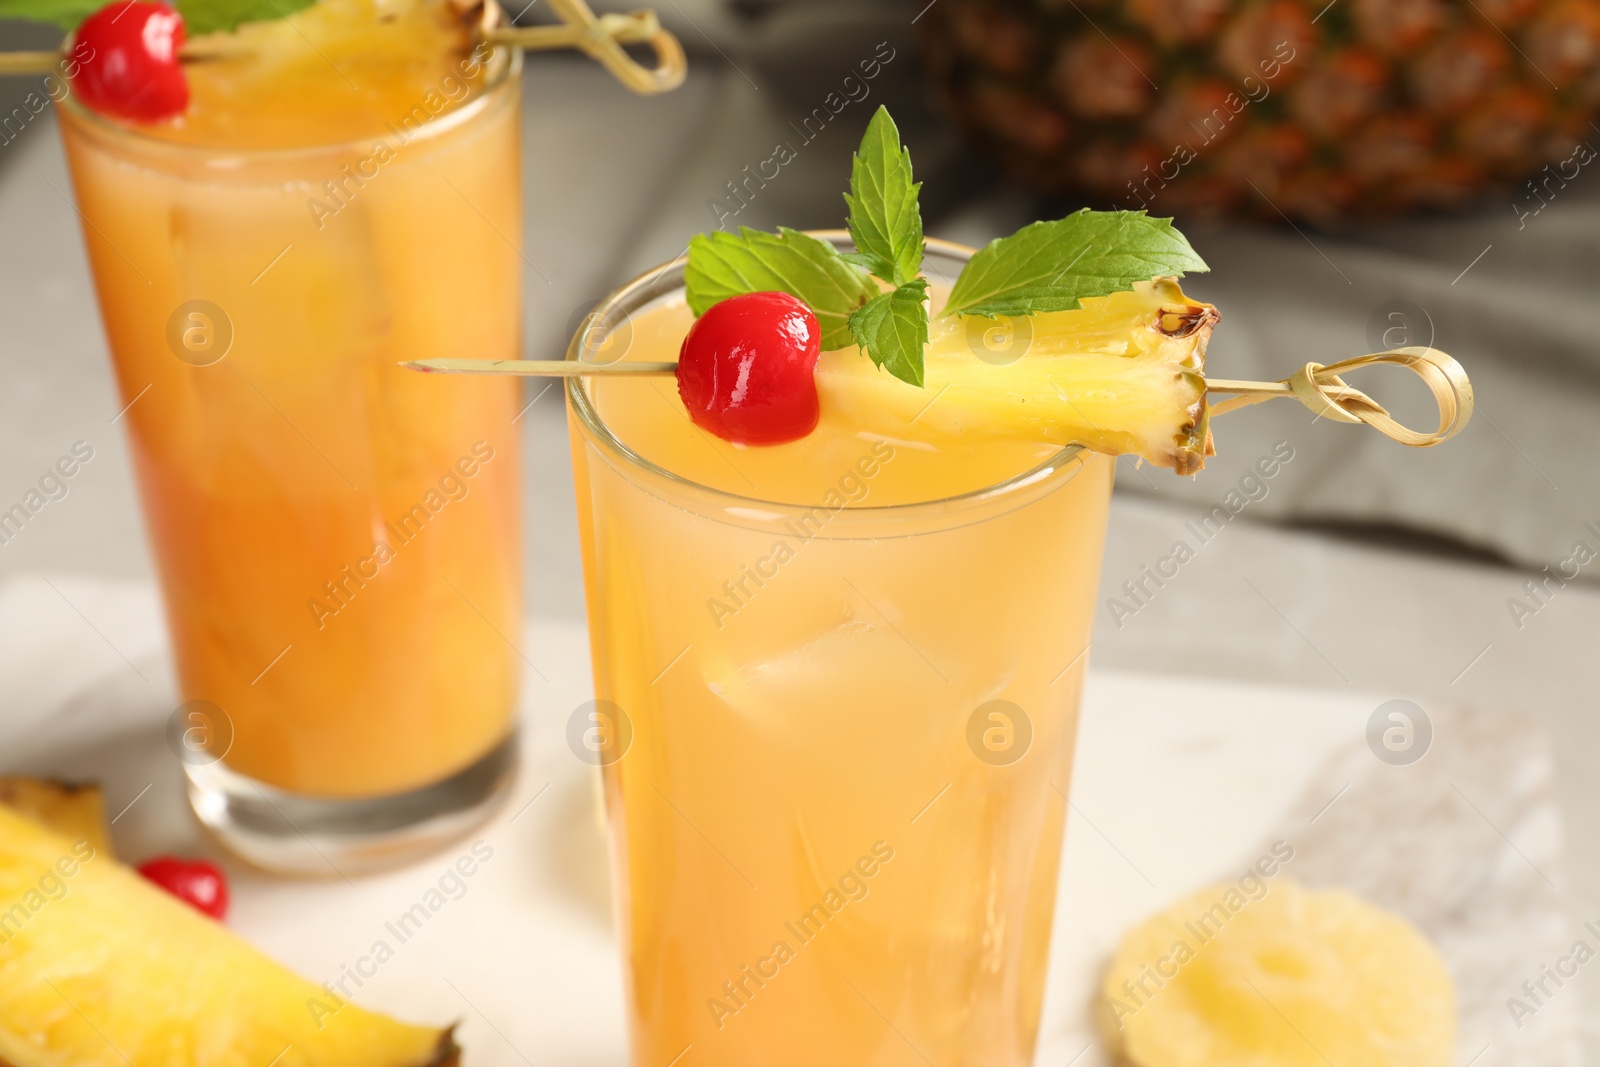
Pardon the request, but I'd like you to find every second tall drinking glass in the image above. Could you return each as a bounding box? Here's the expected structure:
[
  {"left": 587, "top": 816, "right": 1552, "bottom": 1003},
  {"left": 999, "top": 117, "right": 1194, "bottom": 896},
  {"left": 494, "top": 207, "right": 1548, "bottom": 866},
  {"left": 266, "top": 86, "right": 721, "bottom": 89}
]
[
  {"left": 59, "top": 44, "right": 524, "bottom": 873},
  {"left": 568, "top": 239, "right": 1114, "bottom": 1065}
]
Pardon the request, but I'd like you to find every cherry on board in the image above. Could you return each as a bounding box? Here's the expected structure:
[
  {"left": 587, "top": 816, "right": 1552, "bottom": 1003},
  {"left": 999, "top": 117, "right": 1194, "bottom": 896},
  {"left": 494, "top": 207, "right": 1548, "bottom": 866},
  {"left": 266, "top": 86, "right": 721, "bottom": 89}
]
[
  {"left": 677, "top": 291, "right": 822, "bottom": 446},
  {"left": 137, "top": 855, "right": 229, "bottom": 920},
  {"left": 72, "top": 1, "right": 190, "bottom": 124}
]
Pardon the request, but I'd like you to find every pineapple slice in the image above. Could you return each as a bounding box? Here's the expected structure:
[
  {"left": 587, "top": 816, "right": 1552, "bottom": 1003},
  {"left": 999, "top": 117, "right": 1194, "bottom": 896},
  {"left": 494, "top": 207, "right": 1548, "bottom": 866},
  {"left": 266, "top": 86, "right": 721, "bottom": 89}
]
[
  {"left": 1100, "top": 880, "right": 1455, "bottom": 1067},
  {"left": 0, "top": 806, "right": 455, "bottom": 1067},
  {"left": 816, "top": 278, "right": 1216, "bottom": 473},
  {"left": 0, "top": 778, "right": 112, "bottom": 858},
  {"left": 173, "top": 0, "right": 490, "bottom": 149}
]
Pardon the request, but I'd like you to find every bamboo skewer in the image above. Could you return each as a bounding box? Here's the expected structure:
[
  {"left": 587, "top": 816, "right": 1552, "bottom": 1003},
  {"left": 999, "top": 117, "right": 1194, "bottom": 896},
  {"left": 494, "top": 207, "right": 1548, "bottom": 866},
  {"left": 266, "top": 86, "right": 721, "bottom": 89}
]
[
  {"left": 0, "top": 0, "right": 685, "bottom": 93},
  {"left": 405, "top": 359, "right": 678, "bottom": 377},
  {"left": 1207, "top": 346, "right": 1473, "bottom": 447},
  {"left": 0, "top": 51, "right": 69, "bottom": 75},
  {"left": 403, "top": 345, "right": 1475, "bottom": 449}
]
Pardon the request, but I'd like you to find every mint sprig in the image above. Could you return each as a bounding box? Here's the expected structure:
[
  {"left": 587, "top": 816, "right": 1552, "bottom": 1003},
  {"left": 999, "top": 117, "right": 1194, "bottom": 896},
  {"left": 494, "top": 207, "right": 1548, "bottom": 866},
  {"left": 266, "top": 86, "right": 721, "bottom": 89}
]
[
  {"left": 843, "top": 107, "right": 923, "bottom": 288},
  {"left": 681, "top": 107, "right": 1208, "bottom": 392},
  {"left": 0, "top": 0, "right": 315, "bottom": 34},
  {"left": 681, "top": 108, "right": 931, "bottom": 387},
  {"left": 841, "top": 106, "right": 930, "bottom": 387},
  {"left": 684, "top": 227, "right": 877, "bottom": 351},
  {"left": 944, "top": 211, "right": 1209, "bottom": 319},
  {"left": 850, "top": 279, "right": 929, "bottom": 388}
]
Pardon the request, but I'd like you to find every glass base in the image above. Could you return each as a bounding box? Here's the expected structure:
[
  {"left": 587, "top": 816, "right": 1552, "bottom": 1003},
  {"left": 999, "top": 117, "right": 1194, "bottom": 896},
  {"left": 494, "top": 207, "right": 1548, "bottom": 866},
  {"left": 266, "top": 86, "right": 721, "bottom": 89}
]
[{"left": 186, "top": 731, "right": 518, "bottom": 876}]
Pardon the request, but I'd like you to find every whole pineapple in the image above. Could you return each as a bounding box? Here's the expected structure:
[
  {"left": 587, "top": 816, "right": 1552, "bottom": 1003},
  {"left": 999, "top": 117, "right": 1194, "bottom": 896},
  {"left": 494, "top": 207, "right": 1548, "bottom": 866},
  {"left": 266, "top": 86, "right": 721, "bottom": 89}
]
[{"left": 919, "top": 0, "right": 1600, "bottom": 221}]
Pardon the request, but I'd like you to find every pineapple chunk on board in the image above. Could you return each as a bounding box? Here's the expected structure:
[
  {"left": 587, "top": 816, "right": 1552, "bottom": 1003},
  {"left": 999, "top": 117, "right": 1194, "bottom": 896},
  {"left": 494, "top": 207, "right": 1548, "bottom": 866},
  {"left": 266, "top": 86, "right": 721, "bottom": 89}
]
[
  {"left": 0, "top": 806, "right": 456, "bottom": 1067},
  {"left": 1100, "top": 879, "right": 1455, "bottom": 1067},
  {"left": 0, "top": 778, "right": 112, "bottom": 858}
]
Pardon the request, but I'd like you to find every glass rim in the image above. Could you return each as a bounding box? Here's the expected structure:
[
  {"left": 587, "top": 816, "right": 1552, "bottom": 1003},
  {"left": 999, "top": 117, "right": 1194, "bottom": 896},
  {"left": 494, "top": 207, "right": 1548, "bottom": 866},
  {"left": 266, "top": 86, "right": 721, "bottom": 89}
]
[
  {"left": 564, "top": 231, "right": 1090, "bottom": 521},
  {"left": 57, "top": 26, "right": 520, "bottom": 162}
]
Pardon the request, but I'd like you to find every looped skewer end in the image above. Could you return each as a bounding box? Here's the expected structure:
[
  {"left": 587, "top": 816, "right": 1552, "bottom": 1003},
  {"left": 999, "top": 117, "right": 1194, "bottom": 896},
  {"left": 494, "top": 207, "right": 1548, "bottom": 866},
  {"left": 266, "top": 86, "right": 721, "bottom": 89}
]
[
  {"left": 492, "top": 0, "right": 686, "bottom": 94},
  {"left": 1208, "top": 346, "right": 1474, "bottom": 448}
]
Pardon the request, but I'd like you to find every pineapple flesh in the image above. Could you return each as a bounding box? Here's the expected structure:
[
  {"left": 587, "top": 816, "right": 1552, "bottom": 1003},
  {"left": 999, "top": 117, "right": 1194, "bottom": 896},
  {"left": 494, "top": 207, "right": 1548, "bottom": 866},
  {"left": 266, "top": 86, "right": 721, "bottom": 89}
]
[
  {"left": 816, "top": 278, "right": 1216, "bottom": 473},
  {"left": 0, "top": 779, "right": 112, "bottom": 858},
  {"left": 1100, "top": 879, "right": 1456, "bottom": 1067},
  {"left": 0, "top": 806, "right": 454, "bottom": 1067}
]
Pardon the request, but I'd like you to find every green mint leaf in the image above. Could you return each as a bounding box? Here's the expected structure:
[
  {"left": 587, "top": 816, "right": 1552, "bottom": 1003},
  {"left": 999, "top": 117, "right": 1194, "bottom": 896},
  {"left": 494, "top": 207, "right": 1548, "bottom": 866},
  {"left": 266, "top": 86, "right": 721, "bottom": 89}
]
[
  {"left": 848, "top": 279, "right": 929, "bottom": 388},
  {"left": 181, "top": 0, "right": 318, "bottom": 37},
  {"left": 843, "top": 105, "right": 923, "bottom": 287},
  {"left": 0, "top": 0, "right": 314, "bottom": 31},
  {"left": 0, "top": 0, "right": 99, "bottom": 29},
  {"left": 943, "top": 209, "right": 1209, "bottom": 319},
  {"left": 685, "top": 226, "right": 878, "bottom": 351}
]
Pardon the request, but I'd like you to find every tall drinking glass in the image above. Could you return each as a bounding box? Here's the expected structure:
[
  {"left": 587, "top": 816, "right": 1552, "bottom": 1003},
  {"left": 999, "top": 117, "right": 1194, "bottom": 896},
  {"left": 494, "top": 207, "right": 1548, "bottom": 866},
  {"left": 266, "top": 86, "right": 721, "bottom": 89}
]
[
  {"left": 58, "top": 45, "right": 523, "bottom": 874},
  {"left": 568, "top": 238, "right": 1114, "bottom": 1065}
]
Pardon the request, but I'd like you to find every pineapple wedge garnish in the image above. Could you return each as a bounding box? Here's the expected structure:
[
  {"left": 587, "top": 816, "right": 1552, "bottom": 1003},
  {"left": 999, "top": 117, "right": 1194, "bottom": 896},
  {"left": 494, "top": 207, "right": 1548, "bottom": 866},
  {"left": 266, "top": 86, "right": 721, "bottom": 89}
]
[
  {"left": 0, "top": 806, "right": 455, "bottom": 1067},
  {"left": 1101, "top": 879, "right": 1455, "bottom": 1067},
  {"left": 816, "top": 278, "right": 1216, "bottom": 473},
  {"left": 0, "top": 778, "right": 112, "bottom": 858}
]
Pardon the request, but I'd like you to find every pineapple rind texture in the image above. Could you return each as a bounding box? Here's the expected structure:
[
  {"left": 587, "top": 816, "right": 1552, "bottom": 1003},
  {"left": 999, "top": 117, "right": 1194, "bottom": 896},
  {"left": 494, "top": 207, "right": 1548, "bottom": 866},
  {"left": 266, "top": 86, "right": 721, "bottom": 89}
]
[
  {"left": 816, "top": 278, "right": 1215, "bottom": 471},
  {"left": 1100, "top": 879, "right": 1456, "bottom": 1067},
  {"left": 0, "top": 807, "right": 452, "bottom": 1067},
  {"left": 921, "top": 0, "right": 1600, "bottom": 221}
]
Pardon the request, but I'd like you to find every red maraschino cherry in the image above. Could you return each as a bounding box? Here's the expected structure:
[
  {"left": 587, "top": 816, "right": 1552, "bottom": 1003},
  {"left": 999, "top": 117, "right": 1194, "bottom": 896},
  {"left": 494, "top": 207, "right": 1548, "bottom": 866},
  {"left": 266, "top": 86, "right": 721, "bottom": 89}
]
[
  {"left": 677, "top": 291, "right": 822, "bottom": 445},
  {"left": 72, "top": 0, "right": 190, "bottom": 123},
  {"left": 137, "top": 855, "right": 229, "bottom": 919}
]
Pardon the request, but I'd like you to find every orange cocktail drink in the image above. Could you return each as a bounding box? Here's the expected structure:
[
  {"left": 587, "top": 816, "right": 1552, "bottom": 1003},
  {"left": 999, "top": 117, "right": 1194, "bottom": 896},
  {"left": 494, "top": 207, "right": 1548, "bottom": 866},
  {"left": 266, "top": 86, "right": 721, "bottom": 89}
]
[
  {"left": 568, "top": 239, "right": 1114, "bottom": 1066},
  {"left": 58, "top": 0, "right": 523, "bottom": 869}
]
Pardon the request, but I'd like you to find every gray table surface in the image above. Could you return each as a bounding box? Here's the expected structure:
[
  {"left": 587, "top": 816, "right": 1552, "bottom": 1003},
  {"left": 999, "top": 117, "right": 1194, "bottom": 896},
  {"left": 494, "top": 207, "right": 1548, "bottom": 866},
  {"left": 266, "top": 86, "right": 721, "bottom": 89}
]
[{"left": 1, "top": 51, "right": 1598, "bottom": 1062}]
